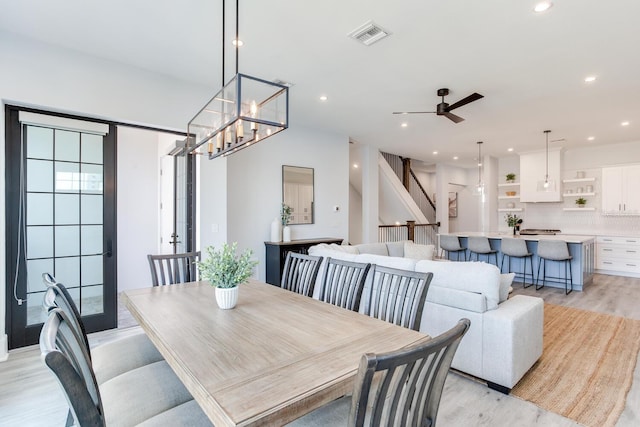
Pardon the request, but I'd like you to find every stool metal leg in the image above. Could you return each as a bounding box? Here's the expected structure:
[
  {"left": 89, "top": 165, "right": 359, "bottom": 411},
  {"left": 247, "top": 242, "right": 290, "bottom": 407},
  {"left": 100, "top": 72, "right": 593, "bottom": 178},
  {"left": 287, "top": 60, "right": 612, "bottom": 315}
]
[{"left": 536, "top": 259, "right": 545, "bottom": 291}]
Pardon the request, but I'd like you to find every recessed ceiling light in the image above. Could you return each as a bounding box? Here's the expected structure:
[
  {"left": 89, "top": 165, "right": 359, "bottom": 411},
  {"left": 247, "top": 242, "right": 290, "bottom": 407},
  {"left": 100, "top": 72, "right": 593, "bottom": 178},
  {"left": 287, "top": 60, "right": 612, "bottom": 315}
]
[
  {"left": 584, "top": 76, "right": 597, "bottom": 83},
  {"left": 353, "top": 163, "right": 359, "bottom": 168},
  {"left": 453, "top": 156, "right": 459, "bottom": 160},
  {"left": 232, "top": 39, "right": 243, "bottom": 47},
  {"left": 401, "top": 122, "right": 408, "bottom": 128},
  {"left": 507, "top": 148, "right": 514, "bottom": 152},
  {"left": 533, "top": 2, "right": 553, "bottom": 13},
  {"left": 319, "top": 95, "right": 328, "bottom": 101},
  {"left": 587, "top": 136, "right": 595, "bottom": 141},
  {"left": 622, "top": 121, "right": 630, "bottom": 126},
  {"left": 432, "top": 151, "right": 438, "bottom": 155}
]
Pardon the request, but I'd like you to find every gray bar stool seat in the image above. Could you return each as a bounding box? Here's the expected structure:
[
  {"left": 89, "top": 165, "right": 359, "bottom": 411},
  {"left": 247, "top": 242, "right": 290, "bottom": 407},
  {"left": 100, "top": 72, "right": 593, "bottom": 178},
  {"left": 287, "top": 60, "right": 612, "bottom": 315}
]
[
  {"left": 467, "top": 236, "right": 498, "bottom": 266},
  {"left": 500, "top": 238, "right": 535, "bottom": 288},
  {"left": 536, "top": 240, "right": 573, "bottom": 295},
  {"left": 439, "top": 235, "right": 467, "bottom": 261}
]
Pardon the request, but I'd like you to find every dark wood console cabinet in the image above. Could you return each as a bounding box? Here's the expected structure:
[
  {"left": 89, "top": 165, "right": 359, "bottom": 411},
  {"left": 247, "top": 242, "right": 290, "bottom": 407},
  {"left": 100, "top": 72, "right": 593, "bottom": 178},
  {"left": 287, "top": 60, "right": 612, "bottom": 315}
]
[{"left": 264, "top": 238, "right": 343, "bottom": 285}]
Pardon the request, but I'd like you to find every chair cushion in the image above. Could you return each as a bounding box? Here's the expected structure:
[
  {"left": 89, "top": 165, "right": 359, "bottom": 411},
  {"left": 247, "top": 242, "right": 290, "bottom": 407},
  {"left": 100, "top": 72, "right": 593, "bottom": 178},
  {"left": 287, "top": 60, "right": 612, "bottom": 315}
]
[
  {"left": 93, "top": 331, "right": 164, "bottom": 385},
  {"left": 403, "top": 242, "right": 435, "bottom": 260},
  {"left": 101, "top": 361, "right": 193, "bottom": 426},
  {"left": 286, "top": 395, "right": 351, "bottom": 426},
  {"left": 137, "top": 400, "right": 213, "bottom": 426},
  {"left": 499, "top": 273, "right": 515, "bottom": 303}
]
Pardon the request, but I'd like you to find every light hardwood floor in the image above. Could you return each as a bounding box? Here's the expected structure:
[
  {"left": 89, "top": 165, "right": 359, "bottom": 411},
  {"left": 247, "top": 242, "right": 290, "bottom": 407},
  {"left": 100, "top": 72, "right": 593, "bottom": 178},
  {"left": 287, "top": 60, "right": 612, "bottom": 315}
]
[{"left": 1, "top": 274, "right": 639, "bottom": 426}]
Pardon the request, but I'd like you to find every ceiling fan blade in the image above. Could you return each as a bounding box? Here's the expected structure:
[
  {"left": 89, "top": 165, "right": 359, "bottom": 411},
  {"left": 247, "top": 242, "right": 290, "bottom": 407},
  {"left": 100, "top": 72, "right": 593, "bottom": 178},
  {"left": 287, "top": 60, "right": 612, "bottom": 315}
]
[
  {"left": 392, "top": 111, "right": 436, "bottom": 115},
  {"left": 443, "top": 112, "right": 465, "bottom": 123},
  {"left": 446, "top": 93, "right": 484, "bottom": 111}
]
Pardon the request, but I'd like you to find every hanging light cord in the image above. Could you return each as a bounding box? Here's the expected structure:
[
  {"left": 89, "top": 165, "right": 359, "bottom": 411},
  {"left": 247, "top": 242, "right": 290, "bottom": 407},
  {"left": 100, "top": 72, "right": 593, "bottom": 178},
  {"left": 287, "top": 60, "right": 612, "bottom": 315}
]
[
  {"left": 544, "top": 130, "right": 551, "bottom": 184},
  {"left": 235, "top": 0, "right": 239, "bottom": 75},
  {"left": 477, "top": 141, "right": 483, "bottom": 186}
]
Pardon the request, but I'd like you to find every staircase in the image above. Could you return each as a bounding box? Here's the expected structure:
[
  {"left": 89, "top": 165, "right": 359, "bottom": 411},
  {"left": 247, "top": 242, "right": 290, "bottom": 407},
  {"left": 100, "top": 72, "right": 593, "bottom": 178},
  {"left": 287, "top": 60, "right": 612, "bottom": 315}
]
[{"left": 381, "top": 152, "right": 436, "bottom": 223}]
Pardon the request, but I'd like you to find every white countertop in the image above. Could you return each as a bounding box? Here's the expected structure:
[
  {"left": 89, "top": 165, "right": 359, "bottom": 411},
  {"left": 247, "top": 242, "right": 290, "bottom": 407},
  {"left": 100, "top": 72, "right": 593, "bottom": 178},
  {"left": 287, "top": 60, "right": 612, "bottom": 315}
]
[{"left": 448, "top": 232, "right": 596, "bottom": 244}]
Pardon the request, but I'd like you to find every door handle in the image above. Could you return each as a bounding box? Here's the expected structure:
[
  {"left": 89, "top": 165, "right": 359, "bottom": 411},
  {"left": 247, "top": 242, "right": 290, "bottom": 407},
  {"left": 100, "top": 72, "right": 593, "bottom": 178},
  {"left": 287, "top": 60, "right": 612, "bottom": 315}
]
[{"left": 102, "top": 240, "right": 113, "bottom": 257}]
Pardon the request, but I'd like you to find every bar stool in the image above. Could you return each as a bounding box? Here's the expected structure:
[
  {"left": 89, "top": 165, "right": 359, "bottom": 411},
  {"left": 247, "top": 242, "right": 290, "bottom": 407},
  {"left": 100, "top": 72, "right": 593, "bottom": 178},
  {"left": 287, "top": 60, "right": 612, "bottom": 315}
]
[
  {"left": 536, "top": 240, "right": 573, "bottom": 295},
  {"left": 439, "top": 235, "right": 467, "bottom": 261},
  {"left": 500, "top": 238, "right": 535, "bottom": 288},
  {"left": 467, "top": 236, "right": 498, "bottom": 266}
]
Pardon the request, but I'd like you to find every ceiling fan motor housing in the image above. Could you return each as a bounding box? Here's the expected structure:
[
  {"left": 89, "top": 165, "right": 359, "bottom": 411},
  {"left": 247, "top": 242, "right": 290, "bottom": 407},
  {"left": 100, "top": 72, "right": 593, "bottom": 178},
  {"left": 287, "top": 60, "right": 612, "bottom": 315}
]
[{"left": 436, "top": 102, "right": 449, "bottom": 115}]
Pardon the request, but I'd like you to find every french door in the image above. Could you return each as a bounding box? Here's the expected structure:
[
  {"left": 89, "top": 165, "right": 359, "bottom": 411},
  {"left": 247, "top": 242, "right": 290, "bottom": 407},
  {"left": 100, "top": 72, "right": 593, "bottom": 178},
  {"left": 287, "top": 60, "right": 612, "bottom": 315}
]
[{"left": 5, "top": 106, "right": 117, "bottom": 349}]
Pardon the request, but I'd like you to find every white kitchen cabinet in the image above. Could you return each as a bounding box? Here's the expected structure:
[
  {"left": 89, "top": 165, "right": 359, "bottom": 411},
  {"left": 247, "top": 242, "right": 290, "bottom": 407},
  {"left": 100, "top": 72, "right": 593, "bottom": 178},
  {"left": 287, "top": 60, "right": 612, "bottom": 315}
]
[
  {"left": 601, "top": 165, "right": 640, "bottom": 215},
  {"left": 519, "top": 148, "right": 562, "bottom": 202},
  {"left": 596, "top": 236, "right": 640, "bottom": 276}
]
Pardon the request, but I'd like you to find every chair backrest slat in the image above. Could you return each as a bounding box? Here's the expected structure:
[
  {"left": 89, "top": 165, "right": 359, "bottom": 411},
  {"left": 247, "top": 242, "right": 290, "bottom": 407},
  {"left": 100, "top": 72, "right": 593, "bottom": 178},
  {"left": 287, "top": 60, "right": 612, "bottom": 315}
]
[
  {"left": 319, "top": 258, "right": 371, "bottom": 312},
  {"left": 40, "top": 309, "right": 105, "bottom": 426},
  {"left": 349, "top": 319, "right": 470, "bottom": 427},
  {"left": 280, "top": 253, "right": 323, "bottom": 297},
  {"left": 365, "top": 266, "right": 432, "bottom": 331},
  {"left": 147, "top": 251, "right": 201, "bottom": 286}
]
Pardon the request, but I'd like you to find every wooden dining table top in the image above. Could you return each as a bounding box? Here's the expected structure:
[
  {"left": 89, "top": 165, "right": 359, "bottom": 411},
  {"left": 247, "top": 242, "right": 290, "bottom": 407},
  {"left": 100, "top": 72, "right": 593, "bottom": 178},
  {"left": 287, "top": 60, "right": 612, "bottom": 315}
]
[{"left": 122, "top": 279, "right": 429, "bottom": 426}]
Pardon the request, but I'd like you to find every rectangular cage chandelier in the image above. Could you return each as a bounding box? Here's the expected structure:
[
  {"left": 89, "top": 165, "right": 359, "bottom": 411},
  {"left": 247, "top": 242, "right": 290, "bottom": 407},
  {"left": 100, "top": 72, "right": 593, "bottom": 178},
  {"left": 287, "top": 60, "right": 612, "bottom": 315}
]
[
  {"left": 187, "top": 0, "right": 289, "bottom": 159},
  {"left": 188, "top": 74, "right": 288, "bottom": 159}
]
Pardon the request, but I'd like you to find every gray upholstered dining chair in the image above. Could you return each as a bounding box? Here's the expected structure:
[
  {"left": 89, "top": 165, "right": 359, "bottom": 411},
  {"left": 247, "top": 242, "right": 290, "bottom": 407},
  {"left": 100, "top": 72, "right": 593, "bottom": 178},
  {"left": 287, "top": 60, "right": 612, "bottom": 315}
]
[
  {"left": 318, "top": 258, "right": 371, "bottom": 312},
  {"left": 290, "top": 319, "right": 471, "bottom": 427},
  {"left": 281, "top": 252, "right": 324, "bottom": 297},
  {"left": 42, "top": 273, "right": 163, "bottom": 385},
  {"left": 147, "top": 251, "right": 201, "bottom": 286},
  {"left": 40, "top": 308, "right": 212, "bottom": 427},
  {"left": 536, "top": 240, "right": 573, "bottom": 294},
  {"left": 467, "top": 236, "right": 498, "bottom": 266},
  {"left": 438, "top": 235, "right": 467, "bottom": 261},
  {"left": 364, "top": 266, "right": 433, "bottom": 331}
]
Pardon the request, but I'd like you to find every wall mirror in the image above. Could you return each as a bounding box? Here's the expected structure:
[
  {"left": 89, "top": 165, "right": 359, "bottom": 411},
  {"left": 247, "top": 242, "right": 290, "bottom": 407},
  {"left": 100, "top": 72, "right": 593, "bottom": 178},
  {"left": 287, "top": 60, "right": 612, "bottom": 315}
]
[{"left": 282, "top": 165, "right": 314, "bottom": 224}]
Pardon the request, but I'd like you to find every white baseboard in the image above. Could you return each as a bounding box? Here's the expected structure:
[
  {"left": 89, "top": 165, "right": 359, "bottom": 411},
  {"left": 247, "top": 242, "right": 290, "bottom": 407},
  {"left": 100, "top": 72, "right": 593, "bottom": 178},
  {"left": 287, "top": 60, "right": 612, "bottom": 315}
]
[{"left": 0, "top": 334, "right": 8, "bottom": 362}]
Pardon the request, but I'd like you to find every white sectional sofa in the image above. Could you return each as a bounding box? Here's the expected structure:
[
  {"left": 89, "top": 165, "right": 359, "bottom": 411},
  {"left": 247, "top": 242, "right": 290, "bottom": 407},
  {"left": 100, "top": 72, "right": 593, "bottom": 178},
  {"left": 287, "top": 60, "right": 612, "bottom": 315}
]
[{"left": 307, "top": 241, "right": 544, "bottom": 393}]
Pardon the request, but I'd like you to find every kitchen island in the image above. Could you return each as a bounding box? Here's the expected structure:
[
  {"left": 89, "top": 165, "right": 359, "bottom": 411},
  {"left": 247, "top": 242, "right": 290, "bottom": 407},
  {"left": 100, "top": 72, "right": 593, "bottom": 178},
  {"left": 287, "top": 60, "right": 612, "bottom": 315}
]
[{"left": 443, "top": 232, "right": 595, "bottom": 291}]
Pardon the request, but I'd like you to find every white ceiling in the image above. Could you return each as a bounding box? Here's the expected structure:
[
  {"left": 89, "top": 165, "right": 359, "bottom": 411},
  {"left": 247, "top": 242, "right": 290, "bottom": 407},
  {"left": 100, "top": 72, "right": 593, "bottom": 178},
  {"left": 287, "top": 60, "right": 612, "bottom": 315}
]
[{"left": 2, "top": 0, "right": 640, "bottom": 167}]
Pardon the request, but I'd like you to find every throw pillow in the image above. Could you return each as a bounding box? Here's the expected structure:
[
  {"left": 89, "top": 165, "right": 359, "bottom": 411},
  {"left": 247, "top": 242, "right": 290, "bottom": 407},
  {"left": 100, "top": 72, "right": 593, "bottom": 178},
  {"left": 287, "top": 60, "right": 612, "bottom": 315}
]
[
  {"left": 404, "top": 242, "right": 435, "bottom": 260},
  {"left": 499, "top": 273, "right": 515, "bottom": 303}
]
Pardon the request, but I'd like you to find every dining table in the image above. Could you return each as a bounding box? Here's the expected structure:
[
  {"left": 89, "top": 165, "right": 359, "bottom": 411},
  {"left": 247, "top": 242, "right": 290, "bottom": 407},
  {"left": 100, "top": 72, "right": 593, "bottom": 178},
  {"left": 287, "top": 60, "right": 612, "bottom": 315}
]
[{"left": 122, "top": 279, "right": 429, "bottom": 426}]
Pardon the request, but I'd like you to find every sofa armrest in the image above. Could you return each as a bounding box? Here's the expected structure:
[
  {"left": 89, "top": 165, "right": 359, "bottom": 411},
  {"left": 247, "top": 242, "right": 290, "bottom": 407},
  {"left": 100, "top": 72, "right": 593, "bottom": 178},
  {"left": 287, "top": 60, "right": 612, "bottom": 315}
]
[{"left": 481, "top": 295, "right": 544, "bottom": 389}]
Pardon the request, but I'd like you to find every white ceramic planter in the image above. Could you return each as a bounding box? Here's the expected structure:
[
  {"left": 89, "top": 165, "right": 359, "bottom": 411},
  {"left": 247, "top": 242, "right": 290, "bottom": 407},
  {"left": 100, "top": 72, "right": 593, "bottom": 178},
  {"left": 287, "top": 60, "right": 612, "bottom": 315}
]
[
  {"left": 282, "top": 226, "right": 291, "bottom": 242},
  {"left": 215, "top": 286, "right": 239, "bottom": 309}
]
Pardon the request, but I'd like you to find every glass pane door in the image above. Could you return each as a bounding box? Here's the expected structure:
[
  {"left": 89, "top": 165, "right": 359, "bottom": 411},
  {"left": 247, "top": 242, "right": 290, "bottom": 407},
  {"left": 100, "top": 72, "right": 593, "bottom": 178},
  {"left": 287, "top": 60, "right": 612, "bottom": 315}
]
[{"left": 5, "top": 106, "right": 117, "bottom": 349}]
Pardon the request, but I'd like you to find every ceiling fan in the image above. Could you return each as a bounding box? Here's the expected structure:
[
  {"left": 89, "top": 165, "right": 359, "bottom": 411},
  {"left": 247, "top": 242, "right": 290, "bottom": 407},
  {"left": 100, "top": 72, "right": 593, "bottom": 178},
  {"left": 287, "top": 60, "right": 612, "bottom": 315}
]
[{"left": 393, "top": 88, "right": 484, "bottom": 123}]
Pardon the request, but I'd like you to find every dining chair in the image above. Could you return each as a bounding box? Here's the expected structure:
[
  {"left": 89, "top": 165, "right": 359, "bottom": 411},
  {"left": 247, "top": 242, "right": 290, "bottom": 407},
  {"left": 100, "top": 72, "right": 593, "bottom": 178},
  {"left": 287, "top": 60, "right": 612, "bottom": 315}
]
[
  {"left": 42, "top": 273, "right": 164, "bottom": 385},
  {"left": 319, "top": 258, "right": 371, "bottom": 312},
  {"left": 40, "top": 308, "right": 212, "bottom": 427},
  {"left": 147, "top": 251, "right": 201, "bottom": 286},
  {"left": 438, "top": 235, "right": 467, "bottom": 261},
  {"left": 281, "top": 252, "right": 324, "bottom": 297},
  {"left": 364, "top": 266, "right": 433, "bottom": 331},
  {"left": 349, "top": 318, "right": 470, "bottom": 427}
]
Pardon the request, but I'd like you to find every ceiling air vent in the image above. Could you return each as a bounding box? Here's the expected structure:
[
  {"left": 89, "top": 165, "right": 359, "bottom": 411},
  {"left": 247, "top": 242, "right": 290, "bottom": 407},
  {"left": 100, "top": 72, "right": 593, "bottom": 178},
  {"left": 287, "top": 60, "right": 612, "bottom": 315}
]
[{"left": 348, "top": 21, "right": 391, "bottom": 46}]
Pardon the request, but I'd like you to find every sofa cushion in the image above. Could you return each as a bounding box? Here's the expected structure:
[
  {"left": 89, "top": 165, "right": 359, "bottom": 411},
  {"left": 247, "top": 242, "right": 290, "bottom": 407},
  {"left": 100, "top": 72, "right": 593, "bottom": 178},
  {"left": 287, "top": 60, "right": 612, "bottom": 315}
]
[
  {"left": 385, "top": 241, "right": 408, "bottom": 257},
  {"left": 355, "top": 243, "right": 389, "bottom": 256},
  {"left": 328, "top": 243, "right": 359, "bottom": 254},
  {"left": 403, "top": 242, "right": 435, "bottom": 260},
  {"left": 355, "top": 254, "right": 418, "bottom": 271},
  {"left": 414, "top": 260, "right": 501, "bottom": 311},
  {"left": 426, "top": 285, "right": 487, "bottom": 313},
  {"left": 499, "top": 273, "right": 516, "bottom": 303}
]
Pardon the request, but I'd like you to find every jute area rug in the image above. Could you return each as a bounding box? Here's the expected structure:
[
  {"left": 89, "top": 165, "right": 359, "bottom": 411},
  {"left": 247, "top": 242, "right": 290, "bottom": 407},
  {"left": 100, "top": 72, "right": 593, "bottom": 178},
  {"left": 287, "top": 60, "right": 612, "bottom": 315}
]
[{"left": 511, "top": 303, "right": 640, "bottom": 427}]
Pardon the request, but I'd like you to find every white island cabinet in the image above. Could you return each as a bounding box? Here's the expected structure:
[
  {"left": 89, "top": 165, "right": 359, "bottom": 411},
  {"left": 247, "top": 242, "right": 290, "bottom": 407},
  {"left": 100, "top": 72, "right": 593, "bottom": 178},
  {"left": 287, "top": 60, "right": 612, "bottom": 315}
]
[
  {"left": 597, "top": 236, "right": 640, "bottom": 276},
  {"left": 602, "top": 165, "right": 640, "bottom": 215}
]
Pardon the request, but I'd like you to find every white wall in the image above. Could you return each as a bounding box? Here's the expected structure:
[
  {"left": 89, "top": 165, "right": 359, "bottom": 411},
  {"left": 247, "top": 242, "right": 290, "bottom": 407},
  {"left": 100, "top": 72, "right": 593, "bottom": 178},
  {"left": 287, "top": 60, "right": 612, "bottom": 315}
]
[
  {"left": 349, "top": 184, "right": 363, "bottom": 244},
  {"left": 0, "top": 31, "right": 211, "bottom": 358},
  {"left": 199, "top": 126, "right": 349, "bottom": 282},
  {"left": 116, "top": 127, "right": 161, "bottom": 292}
]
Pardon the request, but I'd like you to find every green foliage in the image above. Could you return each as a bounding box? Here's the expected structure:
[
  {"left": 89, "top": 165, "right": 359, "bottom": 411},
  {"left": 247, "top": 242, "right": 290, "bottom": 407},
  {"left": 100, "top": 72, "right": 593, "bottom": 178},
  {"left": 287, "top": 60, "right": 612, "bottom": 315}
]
[
  {"left": 575, "top": 197, "right": 587, "bottom": 205},
  {"left": 505, "top": 173, "right": 516, "bottom": 182},
  {"left": 197, "top": 242, "right": 258, "bottom": 288},
  {"left": 281, "top": 203, "right": 292, "bottom": 226},
  {"left": 504, "top": 213, "right": 521, "bottom": 227}
]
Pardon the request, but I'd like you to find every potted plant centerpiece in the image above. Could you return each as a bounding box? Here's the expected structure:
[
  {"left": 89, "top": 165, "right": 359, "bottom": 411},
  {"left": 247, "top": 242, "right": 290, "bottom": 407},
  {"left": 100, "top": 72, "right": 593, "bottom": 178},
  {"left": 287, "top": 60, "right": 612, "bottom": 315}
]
[
  {"left": 505, "top": 173, "right": 516, "bottom": 183},
  {"left": 197, "top": 242, "right": 258, "bottom": 309},
  {"left": 505, "top": 213, "right": 522, "bottom": 235},
  {"left": 575, "top": 197, "right": 587, "bottom": 208}
]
